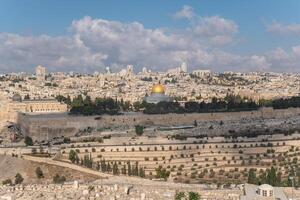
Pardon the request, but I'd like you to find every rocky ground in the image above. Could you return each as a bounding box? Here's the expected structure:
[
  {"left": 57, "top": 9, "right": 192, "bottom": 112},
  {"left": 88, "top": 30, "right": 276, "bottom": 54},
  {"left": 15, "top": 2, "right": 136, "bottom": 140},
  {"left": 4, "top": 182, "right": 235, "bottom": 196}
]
[
  {"left": 0, "top": 177, "right": 242, "bottom": 200},
  {"left": 0, "top": 155, "right": 98, "bottom": 184}
]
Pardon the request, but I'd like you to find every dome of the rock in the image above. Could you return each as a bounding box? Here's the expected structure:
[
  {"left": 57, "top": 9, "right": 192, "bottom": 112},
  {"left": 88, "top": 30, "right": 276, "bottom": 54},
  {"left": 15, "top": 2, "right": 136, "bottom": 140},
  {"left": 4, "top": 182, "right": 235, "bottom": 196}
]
[{"left": 151, "top": 84, "right": 165, "bottom": 94}]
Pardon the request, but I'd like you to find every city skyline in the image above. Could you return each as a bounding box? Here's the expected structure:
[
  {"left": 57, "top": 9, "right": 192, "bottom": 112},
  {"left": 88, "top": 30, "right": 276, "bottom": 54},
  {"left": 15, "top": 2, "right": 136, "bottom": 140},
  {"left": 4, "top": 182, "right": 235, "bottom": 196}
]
[
  {"left": 0, "top": 1, "right": 300, "bottom": 73},
  {"left": 1, "top": 2, "right": 300, "bottom": 199}
]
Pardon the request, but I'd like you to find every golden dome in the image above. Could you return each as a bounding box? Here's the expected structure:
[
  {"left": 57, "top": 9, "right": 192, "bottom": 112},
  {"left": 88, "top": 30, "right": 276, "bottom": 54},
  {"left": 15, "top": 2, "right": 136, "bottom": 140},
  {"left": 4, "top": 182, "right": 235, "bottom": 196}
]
[{"left": 151, "top": 84, "right": 165, "bottom": 94}]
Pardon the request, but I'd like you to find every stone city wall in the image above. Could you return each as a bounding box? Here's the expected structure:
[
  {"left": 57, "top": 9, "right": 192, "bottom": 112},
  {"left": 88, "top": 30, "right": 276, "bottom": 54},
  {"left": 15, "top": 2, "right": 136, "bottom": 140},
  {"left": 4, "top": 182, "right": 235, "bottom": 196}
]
[{"left": 17, "top": 107, "right": 300, "bottom": 141}]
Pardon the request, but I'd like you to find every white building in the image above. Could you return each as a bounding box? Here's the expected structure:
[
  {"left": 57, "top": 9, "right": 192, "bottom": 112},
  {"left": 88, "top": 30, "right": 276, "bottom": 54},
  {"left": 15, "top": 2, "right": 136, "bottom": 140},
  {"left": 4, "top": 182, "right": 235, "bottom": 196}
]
[
  {"left": 142, "top": 67, "right": 148, "bottom": 74},
  {"left": 192, "top": 69, "right": 211, "bottom": 78},
  {"left": 127, "top": 65, "right": 134, "bottom": 74},
  {"left": 240, "top": 184, "right": 287, "bottom": 200},
  {"left": 180, "top": 62, "right": 188, "bottom": 73},
  {"left": 35, "top": 65, "right": 46, "bottom": 82},
  {"left": 105, "top": 66, "right": 111, "bottom": 74}
]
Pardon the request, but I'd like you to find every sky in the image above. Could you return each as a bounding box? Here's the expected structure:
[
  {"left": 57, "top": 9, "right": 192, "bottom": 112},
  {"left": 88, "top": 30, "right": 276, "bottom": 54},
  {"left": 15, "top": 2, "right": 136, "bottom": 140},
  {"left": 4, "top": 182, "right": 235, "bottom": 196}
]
[{"left": 1, "top": 0, "right": 300, "bottom": 73}]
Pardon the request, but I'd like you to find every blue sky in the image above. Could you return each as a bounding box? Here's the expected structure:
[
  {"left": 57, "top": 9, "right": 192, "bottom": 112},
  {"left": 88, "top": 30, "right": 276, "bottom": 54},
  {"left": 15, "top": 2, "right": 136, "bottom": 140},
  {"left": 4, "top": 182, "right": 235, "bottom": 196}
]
[{"left": 0, "top": 0, "right": 300, "bottom": 72}]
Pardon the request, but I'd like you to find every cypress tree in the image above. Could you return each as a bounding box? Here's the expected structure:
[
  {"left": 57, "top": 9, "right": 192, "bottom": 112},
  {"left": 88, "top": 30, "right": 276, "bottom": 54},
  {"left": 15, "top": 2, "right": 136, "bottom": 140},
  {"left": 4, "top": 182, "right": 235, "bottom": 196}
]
[
  {"left": 113, "top": 162, "right": 119, "bottom": 175},
  {"left": 107, "top": 163, "right": 111, "bottom": 172},
  {"left": 127, "top": 162, "right": 132, "bottom": 176},
  {"left": 122, "top": 164, "right": 126, "bottom": 175},
  {"left": 248, "top": 168, "right": 257, "bottom": 184}
]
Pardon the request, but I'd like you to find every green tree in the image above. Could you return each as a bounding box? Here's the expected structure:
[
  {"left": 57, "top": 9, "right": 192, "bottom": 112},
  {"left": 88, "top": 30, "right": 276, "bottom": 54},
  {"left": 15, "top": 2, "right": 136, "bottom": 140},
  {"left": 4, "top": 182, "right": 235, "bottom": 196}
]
[
  {"left": 188, "top": 192, "right": 200, "bottom": 200},
  {"left": 113, "top": 162, "right": 119, "bottom": 175},
  {"left": 135, "top": 125, "right": 144, "bottom": 136},
  {"left": 266, "top": 167, "right": 276, "bottom": 186},
  {"left": 133, "top": 101, "right": 142, "bottom": 111},
  {"left": 15, "top": 173, "right": 24, "bottom": 184},
  {"left": 175, "top": 191, "right": 185, "bottom": 200},
  {"left": 35, "top": 167, "right": 44, "bottom": 179},
  {"left": 248, "top": 168, "right": 257, "bottom": 184},
  {"left": 24, "top": 94, "right": 30, "bottom": 100},
  {"left": 71, "top": 95, "right": 84, "bottom": 107},
  {"left": 139, "top": 167, "right": 145, "bottom": 178},
  {"left": 83, "top": 154, "right": 93, "bottom": 168},
  {"left": 101, "top": 159, "right": 107, "bottom": 172},
  {"left": 127, "top": 162, "right": 132, "bottom": 176},
  {"left": 66, "top": 95, "right": 71, "bottom": 105},
  {"left": 2, "top": 179, "right": 12, "bottom": 186},
  {"left": 121, "top": 164, "right": 126, "bottom": 175},
  {"left": 107, "top": 162, "right": 111, "bottom": 172},
  {"left": 31, "top": 148, "right": 37, "bottom": 154},
  {"left": 63, "top": 137, "right": 71, "bottom": 144},
  {"left": 24, "top": 136, "right": 33, "bottom": 146},
  {"left": 155, "top": 166, "right": 170, "bottom": 180},
  {"left": 69, "top": 150, "right": 78, "bottom": 163},
  {"left": 193, "top": 120, "right": 198, "bottom": 127},
  {"left": 53, "top": 174, "right": 66, "bottom": 184}
]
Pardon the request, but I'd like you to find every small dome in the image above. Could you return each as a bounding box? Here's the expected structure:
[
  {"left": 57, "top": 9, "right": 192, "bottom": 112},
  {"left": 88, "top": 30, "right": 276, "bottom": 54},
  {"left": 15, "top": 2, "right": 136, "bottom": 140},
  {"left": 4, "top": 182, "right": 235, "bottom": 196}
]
[
  {"left": 151, "top": 84, "right": 165, "bottom": 94},
  {"left": 258, "top": 184, "right": 273, "bottom": 191},
  {"left": 12, "top": 93, "right": 22, "bottom": 102}
]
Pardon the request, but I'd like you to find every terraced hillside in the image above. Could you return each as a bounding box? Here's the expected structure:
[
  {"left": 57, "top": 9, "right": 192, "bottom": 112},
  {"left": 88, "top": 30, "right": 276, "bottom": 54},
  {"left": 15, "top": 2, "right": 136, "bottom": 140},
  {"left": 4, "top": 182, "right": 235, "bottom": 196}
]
[{"left": 59, "top": 133, "right": 300, "bottom": 185}]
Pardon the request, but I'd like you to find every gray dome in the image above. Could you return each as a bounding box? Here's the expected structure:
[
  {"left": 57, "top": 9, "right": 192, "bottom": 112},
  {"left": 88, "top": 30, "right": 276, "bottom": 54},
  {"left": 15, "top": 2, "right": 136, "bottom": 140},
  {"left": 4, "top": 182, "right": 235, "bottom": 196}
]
[
  {"left": 144, "top": 93, "right": 172, "bottom": 104},
  {"left": 258, "top": 184, "right": 273, "bottom": 191},
  {"left": 12, "top": 93, "right": 22, "bottom": 102}
]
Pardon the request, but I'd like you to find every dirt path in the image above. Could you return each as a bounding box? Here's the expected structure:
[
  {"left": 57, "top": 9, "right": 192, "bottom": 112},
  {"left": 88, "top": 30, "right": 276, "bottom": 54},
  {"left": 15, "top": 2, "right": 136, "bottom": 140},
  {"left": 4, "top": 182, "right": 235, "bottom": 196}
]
[{"left": 22, "top": 155, "right": 111, "bottom": 179}]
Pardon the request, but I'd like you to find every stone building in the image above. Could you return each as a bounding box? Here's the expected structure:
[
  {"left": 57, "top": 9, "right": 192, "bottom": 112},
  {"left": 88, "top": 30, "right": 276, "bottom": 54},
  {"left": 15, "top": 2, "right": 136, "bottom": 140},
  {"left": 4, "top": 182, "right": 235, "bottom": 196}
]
[
  {"left": 35, "top": 65, "right": 46, "bottom": 82},
  {"left": 241, "top": 184, "right": 287, "bottom": 200},
  {"left": 0, "top": 94, "right": 67, "bottom": 123},
  {"left": 10, "top": 99, "right": 68, "bottom": 114}
]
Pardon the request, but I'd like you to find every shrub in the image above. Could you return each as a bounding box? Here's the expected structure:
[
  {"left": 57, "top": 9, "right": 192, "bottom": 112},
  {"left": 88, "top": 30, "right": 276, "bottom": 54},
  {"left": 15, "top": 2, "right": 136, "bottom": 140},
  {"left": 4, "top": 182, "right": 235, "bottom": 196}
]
[
  {"left": 189, "top": 192, "right": 200, "bottom": 200},
  {"left": 31, "top": 148, "right": 37, "bottom": 154},
  {"left": 69, "top": 150, "right": 78, "bottom": 163},
  {"left": 53, "top": 174, "right": 66, "bottom": 184},
  {"left": 135, "top": 125, "right": 144, "bottom": 136},
  {"left": 175, "top": 192, "right": 185, "bottom": 200},
  {"left": 35, "top": 167, "right": 44, "bottom": 179},
  {"left": 2, "top": 179, "right": 12, "bottom": 186},
  {"left": 24, "top": 136, "right": 33, "bottom": 146},
  {"left": 15, "top": 173, "right": 24, "bottom": 185},
  {"left": 155, "top": 166, "right": 170, "bottom": 180},
  {"left": 63, "top": 137, "right": 71, "bottom": 144}
]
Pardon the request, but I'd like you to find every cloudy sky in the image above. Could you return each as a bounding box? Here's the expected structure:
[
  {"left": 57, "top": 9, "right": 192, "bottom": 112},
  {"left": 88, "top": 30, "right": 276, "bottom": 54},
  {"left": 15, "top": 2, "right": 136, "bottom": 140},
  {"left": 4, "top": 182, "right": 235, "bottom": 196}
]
[{"left": 0, "top": 0, "right": 300, "bottom": 73}]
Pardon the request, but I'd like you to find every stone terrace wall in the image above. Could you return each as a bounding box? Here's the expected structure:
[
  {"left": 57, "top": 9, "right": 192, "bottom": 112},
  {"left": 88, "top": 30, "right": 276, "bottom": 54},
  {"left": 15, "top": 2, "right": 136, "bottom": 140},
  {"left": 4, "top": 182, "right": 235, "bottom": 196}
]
[{"left": 17, "top": 107, "right": 300, "bottom": 141}]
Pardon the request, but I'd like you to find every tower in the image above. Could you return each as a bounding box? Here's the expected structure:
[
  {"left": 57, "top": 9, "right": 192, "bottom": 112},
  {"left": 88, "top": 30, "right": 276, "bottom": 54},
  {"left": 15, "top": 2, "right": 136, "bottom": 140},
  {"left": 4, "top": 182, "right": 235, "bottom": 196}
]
[
  {"left": 180, "top": 62, "right": 188, "bottom": 73},
  {"left": 35, "top": 65, "right": 46, "bottom": 82},
  {"left": 105, "top": 66, "right": 111, "bottom": 74},
  {"left": 142, "top": 67, "right": 147, "bottom": 74},
  {"left": 127, "top": 65, "right": 134, "bottom": 74}
]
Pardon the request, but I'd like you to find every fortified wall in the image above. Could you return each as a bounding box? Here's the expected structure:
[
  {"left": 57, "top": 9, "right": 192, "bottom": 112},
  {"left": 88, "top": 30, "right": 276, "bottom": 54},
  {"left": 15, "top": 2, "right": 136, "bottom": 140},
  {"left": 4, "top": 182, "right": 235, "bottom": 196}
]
[{"left": 17, "top": 107, "right": 300, "bottom": 141}]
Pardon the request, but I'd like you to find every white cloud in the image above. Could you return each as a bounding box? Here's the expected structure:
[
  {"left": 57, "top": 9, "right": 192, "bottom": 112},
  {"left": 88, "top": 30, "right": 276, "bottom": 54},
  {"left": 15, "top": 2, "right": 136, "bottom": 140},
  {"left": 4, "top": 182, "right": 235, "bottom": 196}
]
[
  {"left": 174, "top": 6, "right": 238, "bottom": 46},
  {"left": 190, "top": 16, "right": 238, "bottom": 45},
  {"left": 173, "top": 5, "right": 195, "bottom": 20},
  {"left": 264, "top": 46, "right": 300, "bottom": 71},
  {"left": 193, "top": 16, "right": 237, "bottom": 37},
  {"left": 69, "top": 16, "right": 242, "bottom": 71},
  {"left": 267, "top": 21, "right": 300, "bottom": 36},
  {"left": 0, "top": 13, "right": 300, "bottom": 73},
  {"left": 292, "top": 45, "right": 300, "bottom": 56},
  {"left": 0, "top": 32, "right": 108, "bottom": 72},
  {"left": 245, "top": 55, "right": 271, "bottom": 72}
]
